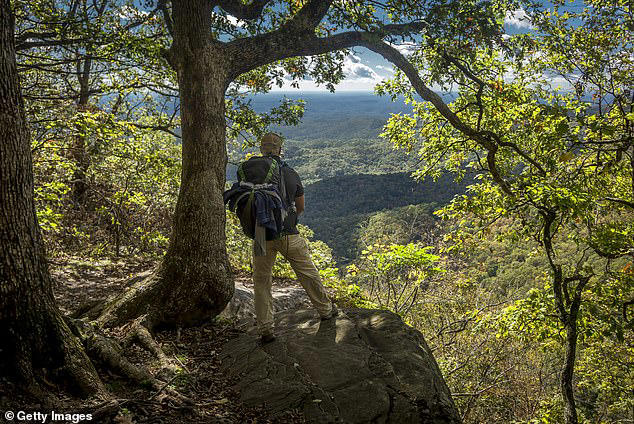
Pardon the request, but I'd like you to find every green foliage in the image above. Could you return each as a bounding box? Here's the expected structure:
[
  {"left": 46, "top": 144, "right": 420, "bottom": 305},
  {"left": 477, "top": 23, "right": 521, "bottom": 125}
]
[
  {"left": 346, "top": 242, "right": 443, "bottom": 315},
  {"left": 13, "top": 1, "right": 634, "bottom": 422},
  {"left": 371, "top": 3, "right": 634, "bottom": 420},
  {"left": 33, "top": 113, "right": 181, "bottom": 257},
  {"left": 283, "top": 137, "right": 421, "bottom": 185},
  {"left": 322, "top": 277, "right": 377, "bottom": 310},
  {"left": 356, "top": 203, "right": 440, "bottom": 249},
  {"left": 392, "top": 223, "right": 562, "bottom": 423},
  {"left": 494, "top": 265, "right": 634, "bottom": 422}
]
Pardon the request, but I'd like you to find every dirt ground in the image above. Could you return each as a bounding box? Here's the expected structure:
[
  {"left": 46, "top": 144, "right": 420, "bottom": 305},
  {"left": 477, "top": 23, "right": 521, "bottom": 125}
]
[{"left": 0, "top": 256, "right": 305, "bottom": 424}]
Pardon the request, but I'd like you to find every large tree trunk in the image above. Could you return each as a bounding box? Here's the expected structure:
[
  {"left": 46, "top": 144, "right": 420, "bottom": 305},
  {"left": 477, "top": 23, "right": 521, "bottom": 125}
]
[
  {"left": 0, "top": 0, "right": 102, "bottom": 396},
  {"left": 96, "top": 0, "right": 233, "bottom": 330}
]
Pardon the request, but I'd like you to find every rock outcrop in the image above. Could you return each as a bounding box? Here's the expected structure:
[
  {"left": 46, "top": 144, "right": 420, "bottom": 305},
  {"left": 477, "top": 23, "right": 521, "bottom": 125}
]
[
  {"left": 219, "top": 279, "right": 312, "bottom": 321},
  {"left": 221, "top": 308, "right": 461, "bottom": 423}
]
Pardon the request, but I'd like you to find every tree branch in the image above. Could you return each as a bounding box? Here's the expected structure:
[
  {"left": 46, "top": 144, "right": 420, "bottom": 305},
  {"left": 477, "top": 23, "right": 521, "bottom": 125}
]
[
  {"left": 361, "top": 38, "right": 514, "bottom": 195},
  {"left": 226, "top": 21, "right": 425, "bottom": 79},
  {"left": 603, "top": 197, "right": 634, "bottom": 209},
  {"left": 16, "top": 37, "right": 90, "bottom": 51},
  {"left": 158, "top": 0, "right": 174, "bottom": 37},
  {"left": 288, "top": 0, "right": 335, "bottom": 31}
]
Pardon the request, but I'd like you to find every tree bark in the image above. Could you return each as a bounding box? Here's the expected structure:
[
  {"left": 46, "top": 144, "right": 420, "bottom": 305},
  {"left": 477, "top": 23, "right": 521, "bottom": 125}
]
[
  {"left": 96, "top": 0, "right": 233, "bottom": 329},
  {"left": 543, "top": 213, "right": 585, "bottom": 424},
  {"left": 70, "top": 56, "right": 93, "bottom": 207},
  {"left": 0, "top": 0, "right": 102, "bottom": 396},
  {"left": 560, "top": 276, "right": 588, "bottom": 424},
  {"left": 562, "top": 317, "right": 579, "bottom": 424}
]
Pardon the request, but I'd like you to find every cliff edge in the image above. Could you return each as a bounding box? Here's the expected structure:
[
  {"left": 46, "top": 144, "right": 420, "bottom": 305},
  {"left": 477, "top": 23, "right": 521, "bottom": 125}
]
[{"left": 221, "top": 307, "right": 461, "bottom": 423}]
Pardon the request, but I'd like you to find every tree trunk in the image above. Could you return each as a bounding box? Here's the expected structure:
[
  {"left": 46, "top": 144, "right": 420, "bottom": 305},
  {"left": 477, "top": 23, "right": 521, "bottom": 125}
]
[
  {"left": 0, "top": 0, "right": 102, "bottom": 396},
  {"left": 70, "top": 57, "right": 92, "bottom": 207},
  {"left": 96, "top": 0, "right": 233, "bottom": 330},
  {"left": 562, "top": 317, "right": 579, "bottom": 424},
  {"left": 561, "top": 279, "right": 587, "bottom": 424}
]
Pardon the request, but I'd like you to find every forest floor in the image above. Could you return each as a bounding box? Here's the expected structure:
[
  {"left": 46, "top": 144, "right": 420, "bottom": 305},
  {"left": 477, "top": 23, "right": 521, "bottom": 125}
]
[{"left": 0, "top": 255, "right": 305, "bottom": 424}]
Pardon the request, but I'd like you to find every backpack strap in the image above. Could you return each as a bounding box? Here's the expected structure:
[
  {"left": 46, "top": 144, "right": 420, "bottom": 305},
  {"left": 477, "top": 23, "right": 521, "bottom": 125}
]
[
  {"left": 277, "top": 160, "right": 288, "bottom": 235},
  {"left": 263, "top": 157, "right": 278, "bottom": 184},
  {"left": 237, "top": 162, "right": 246, "bottom": 181},
  {"left": 278, "top": 160, "right": 287, "bottom": 206}
]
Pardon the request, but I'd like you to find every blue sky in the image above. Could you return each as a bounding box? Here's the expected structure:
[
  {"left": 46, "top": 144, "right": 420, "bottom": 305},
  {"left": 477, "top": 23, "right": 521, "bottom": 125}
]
[
  {"left": 220, "top": 2, "right": 590, "bottom": 93},
  {"left": 263, "top": 7, "right": 536, "bottom": 92}
]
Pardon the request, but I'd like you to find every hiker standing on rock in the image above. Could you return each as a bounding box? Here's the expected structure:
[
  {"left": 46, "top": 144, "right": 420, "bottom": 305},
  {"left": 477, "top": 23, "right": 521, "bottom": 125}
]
[{"left": 224, "top": 132, "right": 338, "bottom": 344}]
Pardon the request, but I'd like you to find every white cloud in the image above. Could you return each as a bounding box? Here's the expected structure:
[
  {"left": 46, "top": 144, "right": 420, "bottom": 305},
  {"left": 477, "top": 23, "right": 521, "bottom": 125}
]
[
  {"left": 226, "top": 14, "right": 245, "bottom": 27},
  {"left": 338, "top": 54, "right": 381, "bottom": 80},
  {"left": 376, "top": 65, "right": 395, "bottom": 73},
  {"left": 270, "top": 54, "right": 386, "bottom": 91},
  {"left": 387, "top": 42, "right": 418, "bottom": 56},
  {"left": 344, "top": 62, "right": 380, "bottom": 80},
  {"left": 271, "top": 61, "right": 384, "bottom": 91},
  {"left": 117, "top": 5, "right": 148, "bottom": 19},
  {"left": 505, "top": 8, "right": 533, "bottom": 29}
]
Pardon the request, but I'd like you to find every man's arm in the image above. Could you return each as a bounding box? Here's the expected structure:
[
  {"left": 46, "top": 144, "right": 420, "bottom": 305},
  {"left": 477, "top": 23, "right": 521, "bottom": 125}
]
[{"left": 295, "top": 195, "right": 305, "bottom": 215}]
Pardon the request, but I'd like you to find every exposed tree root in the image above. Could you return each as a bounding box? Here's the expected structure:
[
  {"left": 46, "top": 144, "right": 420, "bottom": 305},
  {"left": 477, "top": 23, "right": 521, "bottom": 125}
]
[
  {"left": 85, "top": 326, "right": 154, "bottom": 385},
  {"left": 84, "top": 400, "right": 121, "bottom": 422},
  {"left": 87, "top": 256, "right": 234, "bottom": 331},
  {"left": 58, "top": 322, "right": 108, "bottom": 398},
  {"left": 68, "top": 260, "right": 233, "bottom": 405},
  {"left": 122, "top": 317, "right": 181, "bottom": 379},
  {"left": 79, "top": 320, "right": 193, "bottom": 406}
]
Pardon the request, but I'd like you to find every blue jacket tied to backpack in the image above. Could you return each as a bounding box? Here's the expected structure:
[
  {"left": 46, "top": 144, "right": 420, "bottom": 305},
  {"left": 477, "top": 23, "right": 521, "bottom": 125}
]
[{"left": 223, "top": 156, "right": 289, "bottom": 256}]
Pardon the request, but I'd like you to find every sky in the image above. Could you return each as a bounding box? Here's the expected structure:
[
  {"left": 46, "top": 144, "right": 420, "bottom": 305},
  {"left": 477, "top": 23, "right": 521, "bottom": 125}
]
[
  {"left": 220, "top": 2, "right": 591, "bottom": 94},
  {"left": 265, "top": 8, "right": 537, "bottom": 92}
]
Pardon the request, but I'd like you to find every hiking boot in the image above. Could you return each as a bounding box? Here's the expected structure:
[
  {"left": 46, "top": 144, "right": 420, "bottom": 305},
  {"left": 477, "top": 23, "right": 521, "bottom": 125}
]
[
  {"left": 321, "top": 304, "right": 339, "bottom": 321},
  {"left": 260, "top": 333, "right": 276, "bottom": 344}
]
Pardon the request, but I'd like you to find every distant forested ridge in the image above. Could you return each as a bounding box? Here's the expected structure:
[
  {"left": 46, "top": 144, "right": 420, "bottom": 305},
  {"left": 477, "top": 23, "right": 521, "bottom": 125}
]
[
  {"left": 301, "top": 172, "right": 470, "bottom": 261},
  {"left": 226, "top": 92, "right": 422, "bottom": 183},
  {"left": 284, "top": 137, "right": 423, "bottom": 185},
  {"left": 227, "top": 137, "right": 422, "bottom": 185}
]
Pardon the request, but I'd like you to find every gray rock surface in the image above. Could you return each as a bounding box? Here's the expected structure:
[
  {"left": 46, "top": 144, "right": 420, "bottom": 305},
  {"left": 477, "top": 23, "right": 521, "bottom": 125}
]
[
  {"left": 219, "top": 280, "right": 312, "bottom": 321},
  {"left": 221, "top": 308, "right": 461, "bottom": 423}
]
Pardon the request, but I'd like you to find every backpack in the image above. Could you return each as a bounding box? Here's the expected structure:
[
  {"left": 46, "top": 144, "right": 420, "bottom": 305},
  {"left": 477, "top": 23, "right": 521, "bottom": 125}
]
[{"left": 223, "top": 155, "right": 289, "bottom": 245}]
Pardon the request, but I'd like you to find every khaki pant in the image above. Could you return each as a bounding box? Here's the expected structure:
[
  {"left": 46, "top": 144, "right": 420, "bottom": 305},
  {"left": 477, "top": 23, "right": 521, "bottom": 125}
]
[{"left": 253, "top": 234, "right": 332, "bottom": 335}]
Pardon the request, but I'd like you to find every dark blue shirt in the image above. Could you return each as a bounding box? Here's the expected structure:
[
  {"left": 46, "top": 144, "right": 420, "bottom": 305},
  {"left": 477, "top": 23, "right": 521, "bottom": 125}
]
[{"left": 279, "top": 161, "right": 303, "bottom": 235}]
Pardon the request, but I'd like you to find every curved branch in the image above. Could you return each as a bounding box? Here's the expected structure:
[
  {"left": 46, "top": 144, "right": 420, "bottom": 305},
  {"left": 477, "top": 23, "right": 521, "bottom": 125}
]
[
  {"left": 226, "top": 21, "right": 426, "bottom": 80},
  {"left": 361, "top": 38, "right": 514, "bottom": 195},
  {"left": 363, "top": 38, "right": 484, "bottom": 143}
]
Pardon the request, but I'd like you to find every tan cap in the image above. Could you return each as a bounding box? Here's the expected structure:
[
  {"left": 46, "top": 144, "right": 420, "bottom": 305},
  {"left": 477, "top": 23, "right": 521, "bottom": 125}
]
[{"left": 260, "top": 132, "right": 283, "bottom": 155}]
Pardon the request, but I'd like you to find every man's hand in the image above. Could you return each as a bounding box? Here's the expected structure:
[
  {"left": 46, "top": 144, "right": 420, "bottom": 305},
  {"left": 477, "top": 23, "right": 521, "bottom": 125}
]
[{"left": 295, "top": 195, "right": 305, "bottom": 215}]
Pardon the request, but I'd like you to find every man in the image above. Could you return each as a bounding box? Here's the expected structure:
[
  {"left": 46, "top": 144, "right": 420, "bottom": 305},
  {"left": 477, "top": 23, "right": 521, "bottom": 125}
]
[{"left": 253, "top": 132, "right": 338, "bottom": 344}]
